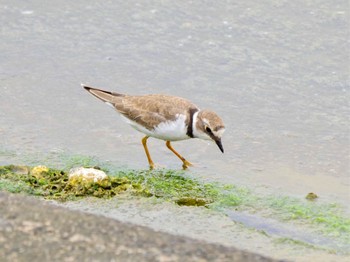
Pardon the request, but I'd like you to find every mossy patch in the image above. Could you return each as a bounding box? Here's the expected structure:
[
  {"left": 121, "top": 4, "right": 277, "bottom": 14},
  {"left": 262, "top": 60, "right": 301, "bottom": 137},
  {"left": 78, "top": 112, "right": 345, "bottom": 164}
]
[
  {"left": 0, "top": 165, "right": 252, "bottom": 208},
  {"left": 0, "top": 165, "right": 142, "bottom": 201},
  {"left": 112, "top": 170, "right": 220, "bottom": 206},
  {"left": 0, "top": 165, "right": 219, "bottom": 205}
]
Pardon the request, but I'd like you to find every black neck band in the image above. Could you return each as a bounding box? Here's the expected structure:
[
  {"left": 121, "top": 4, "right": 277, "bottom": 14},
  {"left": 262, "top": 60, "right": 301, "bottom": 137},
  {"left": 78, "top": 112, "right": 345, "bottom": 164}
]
[{"left": 187, "top": 108, "right": 199, "bottom": 138}]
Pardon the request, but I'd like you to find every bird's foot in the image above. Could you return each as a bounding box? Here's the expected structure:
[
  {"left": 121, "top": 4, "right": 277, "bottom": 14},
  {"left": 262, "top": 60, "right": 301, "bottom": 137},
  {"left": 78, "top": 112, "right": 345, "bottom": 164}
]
[
  {"left": 148, "top": 163, "right": 167, "bottom": 170},
  {"left": 148, "top": 161, "right": 156, "bottom": 170},
  {"left": 182, "top": 160, "right": 193, "bottom": 170}
]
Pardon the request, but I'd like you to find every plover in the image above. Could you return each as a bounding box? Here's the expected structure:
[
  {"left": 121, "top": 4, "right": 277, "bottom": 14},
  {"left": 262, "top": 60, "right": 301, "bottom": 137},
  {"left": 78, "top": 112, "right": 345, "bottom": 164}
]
[{"left": 83, "top": 85, "right": 225, "bottom": 169}]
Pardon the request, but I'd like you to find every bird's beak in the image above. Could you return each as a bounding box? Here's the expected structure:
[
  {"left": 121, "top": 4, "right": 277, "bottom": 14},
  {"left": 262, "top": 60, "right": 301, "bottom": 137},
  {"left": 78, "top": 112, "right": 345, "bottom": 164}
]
[{"left": 215, "top": 138, "right": 224, "bottom": 153}]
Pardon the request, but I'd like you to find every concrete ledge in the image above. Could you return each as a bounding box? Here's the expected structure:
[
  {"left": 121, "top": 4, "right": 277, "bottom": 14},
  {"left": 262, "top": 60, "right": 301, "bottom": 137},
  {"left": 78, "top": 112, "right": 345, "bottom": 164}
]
[{"left": 0, "top": 192, "right": 277, "bottom": 262}]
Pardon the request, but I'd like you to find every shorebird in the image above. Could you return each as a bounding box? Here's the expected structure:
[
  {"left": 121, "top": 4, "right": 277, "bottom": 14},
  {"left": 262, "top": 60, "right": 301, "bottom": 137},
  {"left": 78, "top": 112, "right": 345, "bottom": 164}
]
[{"left": 83, "top": 85, "right": 225, "bottom": 169}]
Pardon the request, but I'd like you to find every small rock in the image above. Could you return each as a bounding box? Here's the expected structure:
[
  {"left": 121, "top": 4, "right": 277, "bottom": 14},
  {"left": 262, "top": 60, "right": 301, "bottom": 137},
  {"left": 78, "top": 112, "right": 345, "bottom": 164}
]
[
  {"left": 68, "top": 167, "right": 108, "bottom": 183},
  {"left": 31, "top": 165, "right": 49, "bottom": 178},
  {"left": 69, "top": 233, "right": 91, "bottom": 243},
  {"left": 306, "top": 192, "right": 318, "bottom": 200},
  {"left": 176, "top": 197, "right": 209, "bottom": 206}
]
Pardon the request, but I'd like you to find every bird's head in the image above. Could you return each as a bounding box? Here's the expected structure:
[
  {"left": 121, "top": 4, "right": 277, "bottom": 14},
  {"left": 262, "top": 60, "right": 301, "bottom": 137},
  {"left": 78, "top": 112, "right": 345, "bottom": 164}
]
[{"left": 193, "top": 110, "right": 225, "bottom": 153}]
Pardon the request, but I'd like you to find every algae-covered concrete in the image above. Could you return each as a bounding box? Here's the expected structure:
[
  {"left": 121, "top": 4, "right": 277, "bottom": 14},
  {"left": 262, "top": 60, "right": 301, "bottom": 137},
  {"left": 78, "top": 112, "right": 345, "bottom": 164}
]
[{"left": 0, "top": 192, "right": 275, "bottom": 262}]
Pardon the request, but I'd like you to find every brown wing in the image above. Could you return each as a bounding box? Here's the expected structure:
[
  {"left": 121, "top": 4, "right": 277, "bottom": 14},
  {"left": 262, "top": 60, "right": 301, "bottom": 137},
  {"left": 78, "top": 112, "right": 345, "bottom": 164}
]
[{"left": 113, "top": 94, "right": 199, "bottom": 130}]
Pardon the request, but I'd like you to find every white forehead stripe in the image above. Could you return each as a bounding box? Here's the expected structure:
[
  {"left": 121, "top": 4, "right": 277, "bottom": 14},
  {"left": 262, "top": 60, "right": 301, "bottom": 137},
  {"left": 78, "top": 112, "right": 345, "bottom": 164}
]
[
  {"left": 215, "top": 128, "right": 225, "bottom": 137},
  {"left": 202, "top": 118, "right": 210, "bottom": 126}
]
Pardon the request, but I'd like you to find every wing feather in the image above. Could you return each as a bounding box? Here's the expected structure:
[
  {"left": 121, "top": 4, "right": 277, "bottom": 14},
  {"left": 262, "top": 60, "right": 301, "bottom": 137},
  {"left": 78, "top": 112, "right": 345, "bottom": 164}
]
[{"left": 113, "top": 94, "right": 199, "bottom": 130}]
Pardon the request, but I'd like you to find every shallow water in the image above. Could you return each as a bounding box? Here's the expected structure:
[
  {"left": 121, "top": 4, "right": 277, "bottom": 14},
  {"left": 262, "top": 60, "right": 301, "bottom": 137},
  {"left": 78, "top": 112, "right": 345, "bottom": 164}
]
[
  {"left": 1, "top": 0, "right": 349, "bottom": 260},
  {"left": 56, "top": 197, "right": 350, "bottom": 262}
]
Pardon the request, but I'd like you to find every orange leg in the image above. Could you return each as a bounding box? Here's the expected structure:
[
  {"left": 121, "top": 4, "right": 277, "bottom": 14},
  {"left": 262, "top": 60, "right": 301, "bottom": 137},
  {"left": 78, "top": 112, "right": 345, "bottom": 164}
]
[
  {"left": 142, "top": 136, "right": 155, "bottom": 169},
  {"left": 166, "top": 141, "right": 193, "bottom": 169}
]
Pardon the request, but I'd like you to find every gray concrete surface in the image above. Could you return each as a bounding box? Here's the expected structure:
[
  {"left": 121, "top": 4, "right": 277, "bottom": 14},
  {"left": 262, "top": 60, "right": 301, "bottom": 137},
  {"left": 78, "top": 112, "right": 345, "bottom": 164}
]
[{"left": 0, "top": 192, "right": 276, "bottom": 262}]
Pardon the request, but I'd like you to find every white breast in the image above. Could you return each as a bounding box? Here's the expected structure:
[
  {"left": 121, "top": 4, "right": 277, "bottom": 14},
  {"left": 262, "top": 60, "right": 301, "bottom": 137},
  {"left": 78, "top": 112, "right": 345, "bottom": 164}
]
[{"left": 153, "top": 114, "right": 190, "bottom": 141}]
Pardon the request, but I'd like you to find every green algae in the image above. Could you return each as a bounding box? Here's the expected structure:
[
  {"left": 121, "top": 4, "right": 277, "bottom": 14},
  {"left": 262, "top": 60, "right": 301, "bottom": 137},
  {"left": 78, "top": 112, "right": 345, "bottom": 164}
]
[
  {"left": 0, "top": 165, "right": 218, "bottom": 205},
  {"left": 112, "top": 170, "right": 219, "bottom": 206},
  {"left": 273, "top": 237, "right": 337, "bottom": 253},
  {"left": 0, "top": 179, "right": 34, "bottom": 194},
  {"left": 0, "top": 164, "right": 249, "bottom": 207},
  {"left": 263, "top": 196, "right": 350, "bottom": 238}
]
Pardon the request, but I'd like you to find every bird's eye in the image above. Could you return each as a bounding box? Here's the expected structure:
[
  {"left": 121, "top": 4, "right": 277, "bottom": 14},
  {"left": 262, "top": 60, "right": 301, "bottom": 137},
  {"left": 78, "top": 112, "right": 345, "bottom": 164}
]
[{"left": 205, "top": 126, "right": 212, "bottom": 133}]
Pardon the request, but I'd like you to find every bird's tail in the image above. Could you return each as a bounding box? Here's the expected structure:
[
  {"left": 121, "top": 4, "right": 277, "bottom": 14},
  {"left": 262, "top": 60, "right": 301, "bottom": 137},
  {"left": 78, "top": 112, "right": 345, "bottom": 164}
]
[{"left": 82, "top": 84, "right": 124, "bottom": 103}]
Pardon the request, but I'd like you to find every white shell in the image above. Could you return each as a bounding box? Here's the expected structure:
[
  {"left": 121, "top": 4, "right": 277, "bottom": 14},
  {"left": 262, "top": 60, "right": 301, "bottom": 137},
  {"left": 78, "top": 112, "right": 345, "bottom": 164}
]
[{"left": 68, "top": 167, "right": 107, "bottom": 183}]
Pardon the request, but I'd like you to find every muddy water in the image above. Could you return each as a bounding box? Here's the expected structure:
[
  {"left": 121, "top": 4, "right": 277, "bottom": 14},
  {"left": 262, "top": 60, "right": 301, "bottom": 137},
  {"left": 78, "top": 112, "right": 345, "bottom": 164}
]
[{"left": 1, "top": 0, "right": 349, "bottom": 260}]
